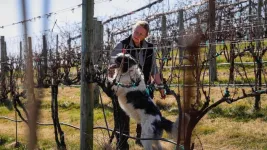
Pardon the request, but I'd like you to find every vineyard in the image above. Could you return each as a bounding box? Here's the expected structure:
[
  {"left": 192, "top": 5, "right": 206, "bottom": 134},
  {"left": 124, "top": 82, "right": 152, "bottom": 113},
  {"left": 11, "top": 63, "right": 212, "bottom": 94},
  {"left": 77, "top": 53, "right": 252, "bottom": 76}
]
[{"left": 1, "top": 0, "right": 267, "bottom": 149}]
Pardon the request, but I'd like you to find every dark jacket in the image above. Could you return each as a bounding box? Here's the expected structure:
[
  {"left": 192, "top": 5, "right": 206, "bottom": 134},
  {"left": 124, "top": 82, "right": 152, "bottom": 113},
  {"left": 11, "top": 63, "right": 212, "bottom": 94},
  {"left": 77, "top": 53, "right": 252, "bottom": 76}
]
[{"left": 111, "top": 35, "right": 157, "bottom": 84}]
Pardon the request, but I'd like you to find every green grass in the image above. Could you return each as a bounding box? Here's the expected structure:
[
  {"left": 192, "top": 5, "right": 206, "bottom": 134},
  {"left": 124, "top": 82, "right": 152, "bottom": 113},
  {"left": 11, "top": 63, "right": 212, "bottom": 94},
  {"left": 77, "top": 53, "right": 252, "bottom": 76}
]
[
  {"left": 0, "top": 87, "right": 267, "bottom": 149},
  {"left": 196, "top": 125, "right": 216, "bottom": 135},
  {"left": 0, "top": 106, "right": 12, "bottom": 115},
  {"left": 0, "top": 135, "right": 10, "bottom": 146},
  {"left": 208, "top": 104, "right": 267, "bottom": 122}
]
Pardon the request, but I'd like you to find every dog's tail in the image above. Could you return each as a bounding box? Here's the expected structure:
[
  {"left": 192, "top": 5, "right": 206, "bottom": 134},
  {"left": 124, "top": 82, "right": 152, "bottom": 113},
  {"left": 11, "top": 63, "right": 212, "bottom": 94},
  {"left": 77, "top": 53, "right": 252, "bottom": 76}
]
[{"left": 161, "top": 113, "right": 190, "bottom": 141}]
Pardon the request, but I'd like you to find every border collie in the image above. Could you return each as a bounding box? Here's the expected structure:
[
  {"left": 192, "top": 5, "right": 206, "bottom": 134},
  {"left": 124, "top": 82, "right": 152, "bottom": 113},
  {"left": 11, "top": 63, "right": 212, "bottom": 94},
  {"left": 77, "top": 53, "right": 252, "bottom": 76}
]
[{"left": 107, "top": 53, "right": 189, "bottom": 150}]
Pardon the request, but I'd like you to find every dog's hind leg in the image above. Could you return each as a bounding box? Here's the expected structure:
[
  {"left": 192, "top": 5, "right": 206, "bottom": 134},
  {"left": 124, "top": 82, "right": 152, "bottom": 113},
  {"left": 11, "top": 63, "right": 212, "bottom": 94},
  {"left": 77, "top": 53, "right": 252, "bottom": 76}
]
[
  {"left": 140, "top": 130, "right": 153, "bottom": 150},
  {"left": 141, "top": 139, "right": 153, "bottom": 150},
  {"left": 153, "top": 140, "right": 162, "bottom": 150}
]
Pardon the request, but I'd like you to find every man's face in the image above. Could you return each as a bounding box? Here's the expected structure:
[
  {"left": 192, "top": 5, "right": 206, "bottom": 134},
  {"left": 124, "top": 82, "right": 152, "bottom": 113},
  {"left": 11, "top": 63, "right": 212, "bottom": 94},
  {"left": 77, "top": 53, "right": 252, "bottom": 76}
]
[{"left": 132, "top": 25, "right": 148, "bottom": 44}]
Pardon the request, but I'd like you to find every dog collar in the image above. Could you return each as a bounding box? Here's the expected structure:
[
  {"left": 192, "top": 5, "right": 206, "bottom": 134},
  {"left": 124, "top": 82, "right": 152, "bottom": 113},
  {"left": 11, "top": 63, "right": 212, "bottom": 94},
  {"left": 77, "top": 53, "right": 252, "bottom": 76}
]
[{"left": 114, "top": 78, "right": 141, "bottom": 88}]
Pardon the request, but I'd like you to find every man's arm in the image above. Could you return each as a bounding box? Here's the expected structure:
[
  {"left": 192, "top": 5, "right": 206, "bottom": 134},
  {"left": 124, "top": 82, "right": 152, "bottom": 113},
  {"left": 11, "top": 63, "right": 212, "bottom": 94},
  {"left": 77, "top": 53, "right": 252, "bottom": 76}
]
[
  {"left": 150, "top": 48, "right": 166, "bottom": 98},
  {"left": 153, "top": 73, "right": 162, "bottom": 85}
]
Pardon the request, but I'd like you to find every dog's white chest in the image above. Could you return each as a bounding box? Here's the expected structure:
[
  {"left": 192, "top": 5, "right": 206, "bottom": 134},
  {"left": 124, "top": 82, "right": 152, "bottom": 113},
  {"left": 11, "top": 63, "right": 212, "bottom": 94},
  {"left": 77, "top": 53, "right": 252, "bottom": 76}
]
[{"left": 118, "top": 97, "right": 141, "bottom": 123}]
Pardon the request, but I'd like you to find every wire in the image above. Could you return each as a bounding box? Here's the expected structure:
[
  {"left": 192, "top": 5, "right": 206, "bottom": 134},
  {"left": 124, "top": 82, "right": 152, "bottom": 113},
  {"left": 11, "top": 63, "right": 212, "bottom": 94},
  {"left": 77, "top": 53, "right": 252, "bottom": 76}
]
[
  {"left": 0, "top": 3, "right": 82, "bottom": 29},
  {"left": 0, "top": 116, "right": 179, "bottom": 145}
]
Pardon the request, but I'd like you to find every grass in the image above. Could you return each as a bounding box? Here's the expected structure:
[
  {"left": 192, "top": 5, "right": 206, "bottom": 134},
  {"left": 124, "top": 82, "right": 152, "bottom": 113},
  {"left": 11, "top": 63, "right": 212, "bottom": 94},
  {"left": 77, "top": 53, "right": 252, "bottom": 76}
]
[
  {"left": 161, "top": 66, "right": 258, "bottom": 85},
  {"left": 1, "top": 42, "right": 267, "bottom": 149},
  {"left": 0, "top": 87, "right": 267, "bottom": 150},
  {"left": 208, "top": 104, "right": 267, "bottom": 122}
]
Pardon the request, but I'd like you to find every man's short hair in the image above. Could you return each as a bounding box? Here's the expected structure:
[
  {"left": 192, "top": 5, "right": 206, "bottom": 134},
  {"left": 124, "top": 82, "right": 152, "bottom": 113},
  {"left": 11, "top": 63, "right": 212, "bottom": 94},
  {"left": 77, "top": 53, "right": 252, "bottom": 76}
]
[{"left": 133, "top": 21, "right": 150, "bottom": 35}]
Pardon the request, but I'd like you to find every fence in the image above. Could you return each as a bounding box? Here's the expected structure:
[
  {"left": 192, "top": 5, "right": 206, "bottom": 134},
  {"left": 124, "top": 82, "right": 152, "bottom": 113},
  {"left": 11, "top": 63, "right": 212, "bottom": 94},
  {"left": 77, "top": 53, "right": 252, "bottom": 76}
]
[{"left": 1, "top": 0, "right": 267, "bottom": 149}]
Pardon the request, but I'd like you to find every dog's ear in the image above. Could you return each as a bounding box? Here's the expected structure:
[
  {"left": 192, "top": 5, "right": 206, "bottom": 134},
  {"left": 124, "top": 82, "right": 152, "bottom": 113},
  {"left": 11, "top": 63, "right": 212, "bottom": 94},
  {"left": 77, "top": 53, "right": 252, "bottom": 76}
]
[
  {"left": 115, "top": 55, "right": 123, "bottom": 64},
  {"left": 115, "top": 53, "right": 138, "bottom": 68},
  {"left": 126, "top": 55, "right": 137, "bottom": 66}
]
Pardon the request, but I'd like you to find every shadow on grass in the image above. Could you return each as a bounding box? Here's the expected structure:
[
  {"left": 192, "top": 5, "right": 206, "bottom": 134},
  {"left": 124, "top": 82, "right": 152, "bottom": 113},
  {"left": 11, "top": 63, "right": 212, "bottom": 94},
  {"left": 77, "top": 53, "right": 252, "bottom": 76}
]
[{"left": 0, "top": 137, "right": 8, "bottom": 146}]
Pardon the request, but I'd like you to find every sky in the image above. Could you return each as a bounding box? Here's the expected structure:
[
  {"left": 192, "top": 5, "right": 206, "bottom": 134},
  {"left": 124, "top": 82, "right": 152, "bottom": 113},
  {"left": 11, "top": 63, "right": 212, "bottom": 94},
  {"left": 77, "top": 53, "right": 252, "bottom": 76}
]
[
  {"left": 0, "top": 0, "right": 177, "bottom": 38},
  {"left": 0, "top": 0, "right": 178, "bottom": 55}
]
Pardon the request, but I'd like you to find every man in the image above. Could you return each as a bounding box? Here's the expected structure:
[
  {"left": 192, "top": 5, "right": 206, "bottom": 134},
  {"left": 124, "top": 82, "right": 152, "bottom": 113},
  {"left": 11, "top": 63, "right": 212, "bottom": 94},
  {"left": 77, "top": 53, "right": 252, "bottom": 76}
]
[{"left": 109, "top": 20, "right": 165, "bottom": 149}]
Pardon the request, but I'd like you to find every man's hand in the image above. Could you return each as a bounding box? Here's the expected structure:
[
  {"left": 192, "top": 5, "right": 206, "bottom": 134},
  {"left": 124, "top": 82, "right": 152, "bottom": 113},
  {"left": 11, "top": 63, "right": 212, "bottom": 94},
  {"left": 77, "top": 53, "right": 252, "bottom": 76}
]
[{"left": 159, "top": 89, "right": 166, "bottom": 99}]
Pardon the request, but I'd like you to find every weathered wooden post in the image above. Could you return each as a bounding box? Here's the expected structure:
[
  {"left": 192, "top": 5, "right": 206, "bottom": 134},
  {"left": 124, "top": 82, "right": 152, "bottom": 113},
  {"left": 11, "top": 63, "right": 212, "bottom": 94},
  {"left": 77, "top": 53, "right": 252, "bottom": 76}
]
[
  {"left": 42, "top": 35, "right": 48, "bottom": 75},
  {"left": 1, "top": 36, "right": 5, "bottom": 69},
  {"left": 249, "top": 0, "right": 252, "bottom": 23},
  {"left": 229, "top": 43, "right": 235, "bottom": 84},
  {"left": 265, "top": 0, "right": 267, "bottom": 37},
  {"left": 0, "top": 37, "right": 13, "bottom": 109},
  {"left": 80, "top": 0, "right": 94, "bottom": 149},
  {"left": 255, "top": 0, "right": 263, "bottom": 110},
  {"left": 20, "top": 41, "right": 23, "bottom": 66},
  {"left": 161, "top": 15, "right": 167, "bottom": 56},
  {"left": 92, "top": 18, "right": 98, "bottom": 106},
  {"left": 208, "top": 0, "right": 217, "bottom": 82},
  {"left": 1, "top": 36, "right": 7, "bottom": 102},
  {"left": 21, "top": 1, "right": 39, "bottom": 149},
  {"left": 27, "top": 36, "right": 36, "bottom": 108},
  {"left": 178, "top": 9, "right": 184, "bottom": 64},
  {"left": 93, "top": 20, "right": 104, "bottom": 107},
  {"left": 56, "top": 35, "right": 59, "bottom": 62},
  {"left": 161, "top": 15, "right": 167, "bottom": 38},
  {"left": 26, "top": 36, "right": 39, "bottom": 150},
  {"left": 37, "top": 35, "right": 48, "bottom": 87}
]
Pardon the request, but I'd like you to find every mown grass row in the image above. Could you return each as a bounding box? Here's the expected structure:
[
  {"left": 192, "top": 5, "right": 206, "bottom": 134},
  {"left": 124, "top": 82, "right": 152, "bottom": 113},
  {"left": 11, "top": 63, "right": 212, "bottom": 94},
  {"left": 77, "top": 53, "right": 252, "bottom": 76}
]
[{"left": 0, "top": 87, "right": 267, "bottom": 149}]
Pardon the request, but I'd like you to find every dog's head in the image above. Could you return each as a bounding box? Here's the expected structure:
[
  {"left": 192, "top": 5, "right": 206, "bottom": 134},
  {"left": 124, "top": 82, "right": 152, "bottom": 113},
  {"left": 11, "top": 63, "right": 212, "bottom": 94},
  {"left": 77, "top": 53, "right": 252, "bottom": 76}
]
[{"left": 110, "top": 53, "right": 138, "bottom": 74}]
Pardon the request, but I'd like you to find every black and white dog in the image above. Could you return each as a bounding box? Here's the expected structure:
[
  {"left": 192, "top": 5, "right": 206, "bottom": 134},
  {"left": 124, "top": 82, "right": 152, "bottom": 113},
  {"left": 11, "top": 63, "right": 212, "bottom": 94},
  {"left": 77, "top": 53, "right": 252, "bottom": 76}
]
[{"left": 107, "top": 53, "right": 189, "bottom": 150}]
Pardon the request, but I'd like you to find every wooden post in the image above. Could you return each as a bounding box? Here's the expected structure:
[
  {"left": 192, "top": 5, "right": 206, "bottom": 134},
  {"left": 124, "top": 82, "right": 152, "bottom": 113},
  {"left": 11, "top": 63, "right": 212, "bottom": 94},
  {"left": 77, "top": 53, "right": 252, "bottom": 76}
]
[
  {"left": 93, "top": 20, "right": 104, "bottom": 107},
  {"left": 249, "top": 0, "right": 252, "bottom": 23},
  {"left": 55, "top": 35, "right": 59, "bottom": 60},
  {"left": 27, "top": 37, "right": 38, "bottom": 150},
  {"left": 257, "top": 0, "right": 263, "bottom": 39},
  {"left": 208, "top": 0, "right": 217, "bottom": 82},
  {"left": 93, "top": 18, "right": 100, "bottom": 107},
  {"left": 26, "top": 37, "right": 35, "bottom": 102},
  {"left": 1, "top": 36, "right": 5, "bottom": 70},
  {"left": 99, "top": 21, "right": 103, "bottom": 49},
  {"left": 42, "top": 35, "right": 48, "bottom": 75},
  {"left": 161, "top": 15, "right": 168, "bottom": 58},
  {"left": 4, "top": 41, "right": 7, "bottom": 59},
  {"left": 1, "top": 36, "right": 7, "bottom": 100},
  {"left": 110, "top": 33, "right": 115, "bottom": 49},
  {"left": 178, "top": 9, "right": 184, "bottom": 64},
  {"left": 20, "top": 41, "right": 23, "bottom": 64},
  {"left": 248, "top": 0, "right": 253, "bottom": 39},
  {"left": 1, "top": 36, "right": 7, "bottom": 82},
  {"left": 93, "top": 18, "right": 98, "bottom": 63},
  {"left": 161, "top": 15, "right": 167, "bottom": 38},
  {"left": 229, "top": 43, "right": 235, "bottom": 83},
  {"left": 21, "top": 1, "right": 38, "bottom": 149},
  {"left": 0, "top": 36, "right": 12, "bottom": 109},
  {"left": 265, "top": 0, "right": 267, "bottom": 37},
  {"left": 68, "top": 34, "right": 71, "bottom": 51},
  {"left": 37, "top": 35, "right": 48, "bottom": 87},
  {"left": 80, "top": 0, "right": 94, "bottom": 149},
  {"left": 106, "top": 28, "right": 110, "bottom": 46},
  {"left": 255, "top": 0, "right": 263, "bottom": 110}
]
